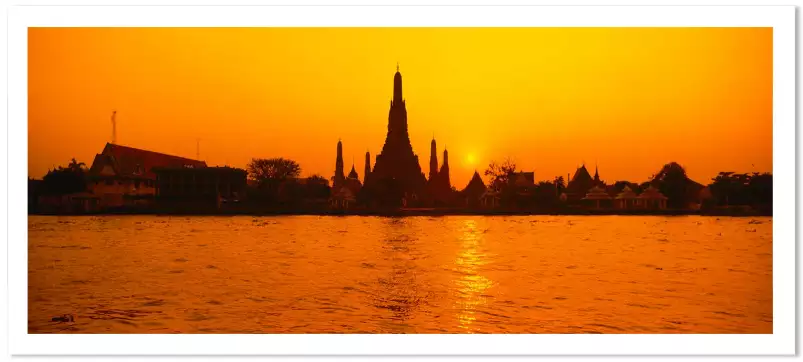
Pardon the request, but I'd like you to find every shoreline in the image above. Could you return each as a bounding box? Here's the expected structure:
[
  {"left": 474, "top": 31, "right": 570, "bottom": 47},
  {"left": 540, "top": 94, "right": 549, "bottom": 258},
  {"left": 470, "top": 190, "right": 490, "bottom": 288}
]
[{"left": 28, "top": 209, "right": 772, "bottom": 217}]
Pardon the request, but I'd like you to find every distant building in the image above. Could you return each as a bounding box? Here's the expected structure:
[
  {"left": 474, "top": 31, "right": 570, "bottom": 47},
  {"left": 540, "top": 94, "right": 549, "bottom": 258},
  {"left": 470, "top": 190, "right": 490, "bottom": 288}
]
[
  {"left": 364, "top": 151, "right": 372, "bottom": 184},
  {"left": 329, "top": 149, "right": 363, "bottom": 209},
  {"left": 460, "top": 171, "right": 487, "bottom": 208},
  {"left": 438, "top": 149, "right": 452, "bottom": 193},
  {"left": 330, "top": 186, "right": 357, "bottom": 209},
  {"left": 345, "top": 164, "right": 363, "bottom": 195},
  {"left": 153, "top": 166, "right": 247, "bottom": 209},
  {"left": 363, "top": 67, "right": 428, "bottom": 206},
  {"left": 582, "top": 185, "right": 612, "bottom": 209},
  {"left": 332, "top": 140, "right": 346, "bottom": 191},
  {"left": 592, "top": 165, "right": 603, "bottom": 187},
  {"left": 565, "top": 165, "right": 596, "bottom": 204},
  {"left": 87, "top": 143, "right": 207, "bottom": 209},
  {"left": 427, "top": 142, "right": 453, "bottom": 205},
  {"left": 614, "top": 186, "right": 638, "bottom": 209},
  {"left": 637, "top": 186, "right": 668, "bottom": 209},
  {"left": 481, "top": 189, "right": 501, "bottom": 209},
  {"left": 428, "top": 138, "right": 439, "bottom": 183},
  {"left": 36, "top": 192, "right": 101, "bottom": 214},
  {"left": 508, "top": 171, "right": 534, "bottom": 193}
]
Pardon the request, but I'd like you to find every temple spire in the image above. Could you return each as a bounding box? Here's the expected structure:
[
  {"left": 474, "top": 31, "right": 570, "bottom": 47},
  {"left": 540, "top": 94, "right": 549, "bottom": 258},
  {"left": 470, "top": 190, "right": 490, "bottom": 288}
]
[
  {"left": 594, "top": 163, "right": 601, "bottom": 184},
  {"left": 439, "top": 148, "right": 451, "bottom": 191},
  {"left": 393, "top": 64, "right": 403, "bottom": 103},
  {"left": 364, "top": 150, "right": 371, "bottom": 183},
  {"left": 334, "top": 139, "right": 345, "bottom": 189},
  {"left": 429, "top": 138, "right": 439, "bottom": 182}
]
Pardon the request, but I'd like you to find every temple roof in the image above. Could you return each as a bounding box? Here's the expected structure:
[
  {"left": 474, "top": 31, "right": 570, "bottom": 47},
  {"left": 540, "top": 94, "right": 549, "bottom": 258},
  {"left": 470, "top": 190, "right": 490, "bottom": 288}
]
[
  {"left": 461, "top": 171, "right": 486, "bottom": 197},
  {"left": 331, "top": 186, "right": 356, "bottom": 201},
  {"left": 615, "top": 185, "right": 638, "bottom": 199},
  {"left": 583, "top": 185, "right": 612, "bottom": 200},
  {"left": 510, "top": 171, "right": 535, "bottom": 187},
  {"left": 638, "top": 186, "right": 668, "bottom": 200},
  {"left": 571, "top": 165, "right": 592, "bottom": 183},
  {"left": 347, "top": 165, "right": 359, "bottom": 179},
  {"left": 89, "top": 143, "right": 207, "bottom": 180}
]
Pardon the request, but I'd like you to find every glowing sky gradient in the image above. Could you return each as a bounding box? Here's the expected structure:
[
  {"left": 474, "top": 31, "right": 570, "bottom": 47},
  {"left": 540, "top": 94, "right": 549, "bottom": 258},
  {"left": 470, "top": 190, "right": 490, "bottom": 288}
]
[{"left": 28, "top": 27, "right": 772, "bottom": 187}]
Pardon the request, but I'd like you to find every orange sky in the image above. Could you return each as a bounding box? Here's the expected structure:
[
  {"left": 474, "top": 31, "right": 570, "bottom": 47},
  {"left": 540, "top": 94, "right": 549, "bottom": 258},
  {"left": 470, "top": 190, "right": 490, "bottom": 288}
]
[{"left": 28, "top": 27, "right": 772, "bottom": 187}]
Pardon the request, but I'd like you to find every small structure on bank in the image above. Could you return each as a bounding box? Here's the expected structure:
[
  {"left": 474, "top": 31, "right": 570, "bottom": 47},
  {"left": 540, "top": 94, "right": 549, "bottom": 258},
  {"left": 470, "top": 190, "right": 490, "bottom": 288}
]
[
  {"left": 614, "top": 186, "right": 638, "bottom": 209},
  {"left": 480, "top": 189, "right": 501, "bottom": 209},
  {"left": 460, "top": 171, "right": 487, "bottom": 208},
  {"left": 153, "top": 166, "right": 247, "bottom": 211},
  {"left": 330, "top": 163, "right": 362, "bottom": 209},
  {"left": 87, "top": 143, "right": 207, "bottom": 210},
  {"left": 564, "top": 165, "right": 595, "bottom": 204},
  {"left": 582, "top": 185, "right": 612, "bottom": 209},
  {"left": 509, "top": 171, "right": 535, "bottom": 197},
  {"left": 637, "top": 186, "right": 668, "bottom": 209},
  {"left": 330, "top": 185, "right": 357, "bottom": 209},
  {"left": 346, "top": 164, "right": 362, "bottom": 191}
]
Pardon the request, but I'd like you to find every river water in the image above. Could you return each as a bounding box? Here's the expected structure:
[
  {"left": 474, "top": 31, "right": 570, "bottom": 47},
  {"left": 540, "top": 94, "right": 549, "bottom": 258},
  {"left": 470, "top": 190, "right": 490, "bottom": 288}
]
[{"left": 28, "top": 215, "right": 772, "bottom": 333}]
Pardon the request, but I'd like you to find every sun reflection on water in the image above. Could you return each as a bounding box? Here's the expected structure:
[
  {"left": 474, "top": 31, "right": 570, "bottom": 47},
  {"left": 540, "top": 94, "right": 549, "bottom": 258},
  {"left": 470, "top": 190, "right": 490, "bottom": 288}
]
[{"left": 454, "top": 219, "right": 493, "bottom": 332}]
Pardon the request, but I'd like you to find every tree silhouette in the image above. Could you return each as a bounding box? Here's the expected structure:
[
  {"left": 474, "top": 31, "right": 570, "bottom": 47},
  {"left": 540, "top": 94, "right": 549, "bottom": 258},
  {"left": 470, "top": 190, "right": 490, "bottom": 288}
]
[
  {"left": 553, "top": 176, "right": 566, "bottom": 195},
  {"left": 305, "top": 174, "right": 331, "bottom": 200},
  {"left": 42, "top": 159, "right": 88, "bottom": 195},
  {"left": 747, "top": 172, "right": 772, "bottom": 211},
  {"left": 247, "top": 158, "right": 301, "bottom": 187},
  {"left": 484, "top": 157, "right": 517, "bottom": 191},
  {"left": 709, "top": 172, "right": 771, "bottom": 208},
  {"left": 652, "top": 162, "right": 690, "bottom": 209},
  {"left": 534, "top": 181, "right": 559, "bottom": 207},
  {"left": 246, "top": 158, "right": 302, "bottom": 204},
  {"left": 67, "top": 158, "right": 86, "bottom": 172}
]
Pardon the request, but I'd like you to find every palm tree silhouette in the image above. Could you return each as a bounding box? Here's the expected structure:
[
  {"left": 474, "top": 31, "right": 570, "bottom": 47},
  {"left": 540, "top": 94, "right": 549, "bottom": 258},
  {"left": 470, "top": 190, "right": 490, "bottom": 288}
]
[
  {"left": 67, "top": 158, "right": 86, "bottom": 172},
  {"left": 553, "top": 176, "right": 566, "bottom": 194}
]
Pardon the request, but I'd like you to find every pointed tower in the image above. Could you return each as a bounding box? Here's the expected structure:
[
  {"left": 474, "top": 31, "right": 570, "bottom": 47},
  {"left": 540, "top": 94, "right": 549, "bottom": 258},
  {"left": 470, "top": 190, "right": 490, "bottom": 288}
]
[
  {"left": 593, "top": 164, "right": 601, "bottom": 185},
  {"left": 348, "top": 163, "right": 359, "bottom": 180},
  {"left": 333, "top": 139, "right": 345, "bottom": 190},
  {"left": 439, "top": 149, "right": 451, "bottom": 191},
  {"left": 364, "top": 151, "right": 371, "bottom": 183},
  {"left": 462, "top": 170, "right": 487, "bottom": 203},
  {"left": 429, "top": 137, "right": 439, "bottom": 182},
  {"left": 364, "top": 65, "right": 428, "bottom": 205}
]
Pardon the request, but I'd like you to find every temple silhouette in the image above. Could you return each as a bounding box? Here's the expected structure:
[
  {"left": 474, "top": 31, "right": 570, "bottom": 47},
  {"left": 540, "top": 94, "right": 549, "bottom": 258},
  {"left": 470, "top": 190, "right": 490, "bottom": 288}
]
[
  {"left": 358, "top": 66, "right": 432, "bottom": 207},
  {"left": 329, "top": 66, "right": 456, "bottom": 208}
]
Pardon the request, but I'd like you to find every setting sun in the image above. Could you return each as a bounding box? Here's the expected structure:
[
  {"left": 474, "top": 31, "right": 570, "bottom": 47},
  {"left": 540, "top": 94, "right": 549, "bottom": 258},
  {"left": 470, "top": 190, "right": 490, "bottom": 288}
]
[
  {"left": 465, "top": 153, "right": 477, "bottom": 168},
  {"left": 25, "top": 23, "right": 775, "bottom": 337},
  {"left": 28, "top": 27, "right": 772, "bottom": 188}
]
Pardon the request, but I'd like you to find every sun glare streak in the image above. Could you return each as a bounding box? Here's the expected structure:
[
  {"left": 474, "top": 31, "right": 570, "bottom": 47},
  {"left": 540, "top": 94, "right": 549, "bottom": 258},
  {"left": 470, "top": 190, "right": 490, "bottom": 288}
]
[{"left": 454, "top": 219, "right": 493, "bottom": 332}]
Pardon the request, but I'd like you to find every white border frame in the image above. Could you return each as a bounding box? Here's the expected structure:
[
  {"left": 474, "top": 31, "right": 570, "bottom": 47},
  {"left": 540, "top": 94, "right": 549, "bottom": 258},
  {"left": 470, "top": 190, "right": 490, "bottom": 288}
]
[{"left": 8, "top": 5, "right": 795, "bottom": 356}]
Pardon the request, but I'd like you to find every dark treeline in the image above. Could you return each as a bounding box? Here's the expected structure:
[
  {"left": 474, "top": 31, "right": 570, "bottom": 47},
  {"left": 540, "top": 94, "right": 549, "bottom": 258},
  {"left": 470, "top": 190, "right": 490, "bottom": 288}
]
[
  {"left": 480, "top": 159, "right": 771, "bottom": 213},
  {"left": 29, "top": 158, "right": 88, "bottom": 213},
  {"left": 245, "top": 157, "right": 331, "bottom": 208},
  {"left": 40, "top": 158, "right": 88, "bottom": 195},
  {"left": 29, "top": 156, "right": 771, "bottom": 215},
  {"left": 707, "top": 171, "right": 772, "bottom": 209}
]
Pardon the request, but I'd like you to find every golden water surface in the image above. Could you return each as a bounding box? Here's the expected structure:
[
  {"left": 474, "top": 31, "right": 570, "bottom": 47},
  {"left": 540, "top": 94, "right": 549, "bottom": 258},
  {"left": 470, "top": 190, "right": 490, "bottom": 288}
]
[{"left": 28, "top": 216, "right": 772, "bottom": 333}]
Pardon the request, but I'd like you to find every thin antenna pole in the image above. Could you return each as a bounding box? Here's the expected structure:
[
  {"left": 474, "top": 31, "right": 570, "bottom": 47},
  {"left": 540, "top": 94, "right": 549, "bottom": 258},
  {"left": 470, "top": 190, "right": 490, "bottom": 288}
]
[
  {"left": 196, "top": 138, "right": 200, "bottom": 160},
  {"left": 111, "top": 111, "right": 117, "bottom": 144}
]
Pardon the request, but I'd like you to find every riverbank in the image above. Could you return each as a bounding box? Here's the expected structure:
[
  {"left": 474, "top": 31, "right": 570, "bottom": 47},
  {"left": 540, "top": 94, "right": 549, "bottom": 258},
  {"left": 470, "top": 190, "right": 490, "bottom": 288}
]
[{"left": 29, "top": 208, "right": 772, "bottom": 217}]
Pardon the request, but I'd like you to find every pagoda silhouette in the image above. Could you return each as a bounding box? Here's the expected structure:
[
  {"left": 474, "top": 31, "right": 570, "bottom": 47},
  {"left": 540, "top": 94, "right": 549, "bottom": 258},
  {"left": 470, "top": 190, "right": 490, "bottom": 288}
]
[{"left": 362, "top": 65, "right": 429, "bottom": 207}]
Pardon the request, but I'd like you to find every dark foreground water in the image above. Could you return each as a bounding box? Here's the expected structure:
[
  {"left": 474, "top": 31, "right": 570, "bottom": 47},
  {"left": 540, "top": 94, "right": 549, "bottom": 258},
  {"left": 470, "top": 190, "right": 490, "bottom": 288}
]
[{"left": 28, "top": 215, "right": 772, "bottom": 333}]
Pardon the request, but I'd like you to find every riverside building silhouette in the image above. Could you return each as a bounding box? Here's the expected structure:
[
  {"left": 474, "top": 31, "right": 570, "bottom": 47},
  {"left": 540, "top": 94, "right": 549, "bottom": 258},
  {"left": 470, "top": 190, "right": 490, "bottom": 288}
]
[{"left": 362, "top": 66, "right": 430, "bottom": 207}]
